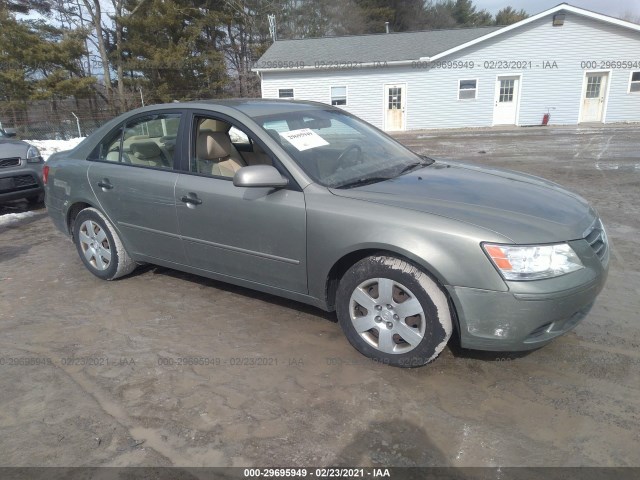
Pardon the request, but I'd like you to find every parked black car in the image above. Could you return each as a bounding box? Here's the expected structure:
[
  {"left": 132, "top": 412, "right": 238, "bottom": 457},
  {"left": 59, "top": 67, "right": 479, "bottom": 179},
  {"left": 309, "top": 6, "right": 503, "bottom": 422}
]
[{"left": 0, "top": 128, "right": 44, "bottom": 204}]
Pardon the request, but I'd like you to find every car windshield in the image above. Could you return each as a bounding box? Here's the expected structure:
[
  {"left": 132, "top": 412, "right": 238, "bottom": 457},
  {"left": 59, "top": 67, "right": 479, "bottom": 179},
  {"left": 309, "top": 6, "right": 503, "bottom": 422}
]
[{"left": 253, "top": 109, "right": 429, "bottom": 188}]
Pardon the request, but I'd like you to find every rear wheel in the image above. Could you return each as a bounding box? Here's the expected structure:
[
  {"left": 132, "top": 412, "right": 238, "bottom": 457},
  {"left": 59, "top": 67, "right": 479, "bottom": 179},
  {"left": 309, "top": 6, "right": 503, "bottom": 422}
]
[
  {"left": 73, "top": 208, "right": 136, "bottom": 280},
  {"left": 336, "top": 255, "right": 452, "bottom": 367}
]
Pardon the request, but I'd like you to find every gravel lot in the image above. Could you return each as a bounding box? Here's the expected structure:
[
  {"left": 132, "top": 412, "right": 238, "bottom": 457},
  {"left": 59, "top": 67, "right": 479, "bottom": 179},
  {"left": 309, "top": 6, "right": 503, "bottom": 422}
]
[{"left": 1, "top": 124, "right": 639, "bottom": 468}]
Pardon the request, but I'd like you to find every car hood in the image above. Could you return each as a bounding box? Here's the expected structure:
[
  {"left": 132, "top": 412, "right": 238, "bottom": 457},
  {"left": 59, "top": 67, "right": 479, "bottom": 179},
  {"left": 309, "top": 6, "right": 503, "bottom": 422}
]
[
  {"left": 330, "top": 160, "right": 596, "bottom": 244},
  {"left": 0, "top": 137, "right": 29, "bottom": 157}
]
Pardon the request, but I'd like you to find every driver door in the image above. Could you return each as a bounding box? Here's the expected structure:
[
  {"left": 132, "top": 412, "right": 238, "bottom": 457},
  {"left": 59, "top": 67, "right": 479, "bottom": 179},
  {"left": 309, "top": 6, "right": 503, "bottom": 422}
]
[{"left": 175, "top": 113, "right": 308, "bottom": 293}]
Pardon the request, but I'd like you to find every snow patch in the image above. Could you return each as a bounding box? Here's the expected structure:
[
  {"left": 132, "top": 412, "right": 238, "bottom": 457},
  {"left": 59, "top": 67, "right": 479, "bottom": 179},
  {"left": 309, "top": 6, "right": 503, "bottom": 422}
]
[
  {"left": 0, "top": 211, "right": 38, "bottom": 227},
  {"left": 30, "top": 138, "right": 85, "bottom": 161}
]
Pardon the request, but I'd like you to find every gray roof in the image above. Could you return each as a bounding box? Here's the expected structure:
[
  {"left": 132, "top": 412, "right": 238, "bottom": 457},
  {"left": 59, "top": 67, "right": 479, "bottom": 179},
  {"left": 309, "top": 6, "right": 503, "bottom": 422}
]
[{"left": 255, "top": 26, "right": 503, "bottom": 68}]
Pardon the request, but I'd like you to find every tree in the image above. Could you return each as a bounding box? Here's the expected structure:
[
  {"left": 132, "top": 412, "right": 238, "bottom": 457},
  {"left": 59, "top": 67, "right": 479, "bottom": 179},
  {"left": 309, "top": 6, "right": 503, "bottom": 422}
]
[
  {"left": 0, "top": 7, "right": 95, "bottom": 131},
  {"left": 451, "top": 0, "right": 492, "bottom": 26},
  {"left": 620, "top": 10, "right": 640, "bottom": 24},
  {"left": 355, "top": 0, "right": 428, "bottom": 33},
  {"left": 80, "top": 0, "right": 115, "bottom": 110},
  {"left": 119, "top": 0, "right": 229, "bottom": 104},
  {"left": 0, "top": 0, "right": 50, "bottom": 14},
  {"left": 495, "top": 6, "right": 528, "bottom": 25},
  {"left": 423, "top": 1, "right": 457, "bottom": 29}
]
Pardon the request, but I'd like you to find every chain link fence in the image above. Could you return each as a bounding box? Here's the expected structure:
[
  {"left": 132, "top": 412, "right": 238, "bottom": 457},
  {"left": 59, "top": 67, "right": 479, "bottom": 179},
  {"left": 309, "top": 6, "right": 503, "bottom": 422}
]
[
  {"left": 3, "top": 114, "right": 112, "bottom": 140},
  {"left": 0, "top": 98, "right": 134, "bottom": 140}
]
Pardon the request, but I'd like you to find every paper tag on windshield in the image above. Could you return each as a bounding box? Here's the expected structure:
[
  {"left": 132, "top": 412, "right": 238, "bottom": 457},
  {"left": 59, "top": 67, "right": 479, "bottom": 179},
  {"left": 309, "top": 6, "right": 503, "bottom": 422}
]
[{"left": 279, "top": 128, "right": 329, "bottom": 151}]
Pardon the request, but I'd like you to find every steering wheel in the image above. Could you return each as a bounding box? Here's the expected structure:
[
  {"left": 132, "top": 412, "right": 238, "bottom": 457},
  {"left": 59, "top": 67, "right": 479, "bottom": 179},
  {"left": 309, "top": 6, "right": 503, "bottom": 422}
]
[{"left": 336, "top": 144, "right": 363, "bottom": 167}]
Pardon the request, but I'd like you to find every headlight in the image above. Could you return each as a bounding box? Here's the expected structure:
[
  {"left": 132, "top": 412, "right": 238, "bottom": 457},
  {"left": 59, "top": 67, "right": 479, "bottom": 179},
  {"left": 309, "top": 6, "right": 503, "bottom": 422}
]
[
  {"left": 26, "top": 145, "right": 42, "bottom": 163},
  {"left": 483, "top": 243, "right": 584, "bottom": 280}
]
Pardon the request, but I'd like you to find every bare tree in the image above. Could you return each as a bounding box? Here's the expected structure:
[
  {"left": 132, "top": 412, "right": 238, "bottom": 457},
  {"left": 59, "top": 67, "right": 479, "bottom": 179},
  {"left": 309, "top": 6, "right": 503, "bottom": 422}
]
[
  {"left": 620, "top": 10, "right": 640, "bottom": 24},
  {"left": 81, "top": 0, "right": 114, "bottom": 111}
]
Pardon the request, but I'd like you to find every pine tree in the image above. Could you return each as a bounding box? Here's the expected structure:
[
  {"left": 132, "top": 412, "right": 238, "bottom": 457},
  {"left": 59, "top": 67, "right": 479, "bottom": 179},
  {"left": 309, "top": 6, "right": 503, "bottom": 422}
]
[
  {"left": 495, "top": 6, "right": 528, "bottom": 25},
  {"left": 119, "top": 0, "right": 229, "bottom": 104}
]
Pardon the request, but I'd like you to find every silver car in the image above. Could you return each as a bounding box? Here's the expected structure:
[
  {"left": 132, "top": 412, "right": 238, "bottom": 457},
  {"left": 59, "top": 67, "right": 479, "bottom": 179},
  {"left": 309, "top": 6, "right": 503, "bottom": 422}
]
[
  {"left": 0, "top": 128, "right": 44, "bottom": 204},
  {"left": 44, "top": 100, "right": 609, "bottom": 367}
]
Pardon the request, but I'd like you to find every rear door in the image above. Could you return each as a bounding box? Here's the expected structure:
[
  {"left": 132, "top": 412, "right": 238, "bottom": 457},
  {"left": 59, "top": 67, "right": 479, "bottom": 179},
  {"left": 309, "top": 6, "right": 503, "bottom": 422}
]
[
  {"left": 87, "top": 111, "right": 187, "bottom": 264},
  {"left": 580, "top": 72, "right": 609, "bottom": 123},
  {"left": 174, "top": 112, "right": 307, "bottom": 293},
  {"left": 384, "top": 84, "right": 406, "bottom": 131},
  {"left": 493, "top": 76, "right": 520, "bottom": 125}
]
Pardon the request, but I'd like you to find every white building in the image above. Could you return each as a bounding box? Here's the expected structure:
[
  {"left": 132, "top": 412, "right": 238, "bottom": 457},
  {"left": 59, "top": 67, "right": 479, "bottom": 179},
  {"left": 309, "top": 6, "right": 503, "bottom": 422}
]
[{"left": 255, "top": 3, "right": 640, "bottom": 131}]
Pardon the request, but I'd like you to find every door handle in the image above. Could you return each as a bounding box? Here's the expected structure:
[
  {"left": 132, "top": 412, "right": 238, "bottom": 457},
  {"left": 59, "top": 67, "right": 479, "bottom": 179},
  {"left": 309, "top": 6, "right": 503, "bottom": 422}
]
[
  {"left": 181, "top": 194, "right": 202, "bottom": 206},
  {"left": 97, "top": 179, "right": 113, "bottom": 190}
]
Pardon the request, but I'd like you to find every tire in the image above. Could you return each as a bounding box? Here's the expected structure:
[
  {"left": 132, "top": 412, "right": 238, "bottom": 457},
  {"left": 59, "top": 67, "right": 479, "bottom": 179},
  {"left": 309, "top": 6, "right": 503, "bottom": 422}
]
[
  {"left": 336, "top": 255, "right": 452, "bottom": 368},
  {"left": 72, "top": 207, "right": 136, "bottom": 280}
]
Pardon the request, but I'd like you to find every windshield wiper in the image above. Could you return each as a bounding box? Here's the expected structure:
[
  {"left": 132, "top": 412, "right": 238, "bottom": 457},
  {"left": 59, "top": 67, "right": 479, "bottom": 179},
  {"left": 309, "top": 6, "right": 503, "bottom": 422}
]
[
  {"left": 397, "top": 157, "right": 434, "bottom": 175},
  {"left": 335, "top": 176, "right": 392, "bottom": 189}
]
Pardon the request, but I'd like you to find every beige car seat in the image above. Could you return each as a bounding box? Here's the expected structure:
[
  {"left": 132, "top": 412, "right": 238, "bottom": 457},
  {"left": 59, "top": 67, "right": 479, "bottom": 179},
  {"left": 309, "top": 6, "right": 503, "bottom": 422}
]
[
  {"left": 243, "top": 141, "right": 271, "bottom": 166},
  {"left": 129, "top": 141, "right": 169, "bottom": 167},
  {"left": 196, "top": 131, "right": 246, "bottom": 177}
]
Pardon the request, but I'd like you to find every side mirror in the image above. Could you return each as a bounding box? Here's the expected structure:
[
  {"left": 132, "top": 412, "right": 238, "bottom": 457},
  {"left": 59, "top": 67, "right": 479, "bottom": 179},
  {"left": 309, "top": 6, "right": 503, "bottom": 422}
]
[
  {"left": 4, "top": 128, "right": 17, "bottom": 137},
  {"left": 233, "top": 165, "right": 289, "bottom": 188}
]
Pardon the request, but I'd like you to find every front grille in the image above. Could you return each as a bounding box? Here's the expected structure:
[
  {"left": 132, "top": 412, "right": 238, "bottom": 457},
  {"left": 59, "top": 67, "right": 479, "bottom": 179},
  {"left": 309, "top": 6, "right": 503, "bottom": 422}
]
[
  {"left": 583, "top": 218, "right": 608, "bottom": 262},
  {"left": 0, "top": 157, "right": 21, "bottom": 168},
  {"left": 13, "top": 174, "right": 37, "bottom": 188}
]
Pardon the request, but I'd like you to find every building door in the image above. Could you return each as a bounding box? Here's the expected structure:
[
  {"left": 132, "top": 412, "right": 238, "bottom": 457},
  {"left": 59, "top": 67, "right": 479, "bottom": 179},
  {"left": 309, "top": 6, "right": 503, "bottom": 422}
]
[
  {"left": 493, "top": 76, "right": 520, "bottom": 125},
  {"left": 580, "top": 72, "right": 608, "bottom": 123},
  {"left": 384, "top": 84, "right": 406, "bottom": 131}
]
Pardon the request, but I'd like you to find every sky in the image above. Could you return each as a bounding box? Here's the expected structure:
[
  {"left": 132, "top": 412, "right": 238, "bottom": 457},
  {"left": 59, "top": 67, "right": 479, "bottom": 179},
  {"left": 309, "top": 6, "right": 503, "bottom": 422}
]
[{"left": 476, "top": 0, "right": 640, "bottom": 19}]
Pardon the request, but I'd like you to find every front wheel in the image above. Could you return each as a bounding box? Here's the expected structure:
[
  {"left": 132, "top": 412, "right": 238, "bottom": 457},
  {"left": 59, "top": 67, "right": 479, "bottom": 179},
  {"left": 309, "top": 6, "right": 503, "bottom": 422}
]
[
  {"left": 73, "top": 207, "right": 136, "bottom": 280},
  {"left": 336, "top": 256, "right": 452, "bottom": 367}
]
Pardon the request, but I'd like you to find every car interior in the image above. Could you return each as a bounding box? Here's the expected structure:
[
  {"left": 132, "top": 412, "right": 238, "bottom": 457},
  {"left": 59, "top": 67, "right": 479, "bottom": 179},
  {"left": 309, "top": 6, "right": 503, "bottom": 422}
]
[
  {"left": 101, "top": 115, "right": 179, "bottom": 169},
  {"left": 259, "top": 115, "right": 367, "bottom": 183},
  {"left": 121, "top": 134, "right": 175, "bottom": 168},
  {"left": 99, "top": 115, "right": 273, "bottom": 177},
  {"left": 193, "top": 118, "right": 272, "bottom": 178}
]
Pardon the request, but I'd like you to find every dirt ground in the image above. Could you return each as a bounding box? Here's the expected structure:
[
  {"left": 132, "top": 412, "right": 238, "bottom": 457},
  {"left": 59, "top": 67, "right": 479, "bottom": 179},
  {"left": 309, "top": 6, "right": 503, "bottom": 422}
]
[{"left": 1, "top": 124, "right": 639, "bottom": 468}]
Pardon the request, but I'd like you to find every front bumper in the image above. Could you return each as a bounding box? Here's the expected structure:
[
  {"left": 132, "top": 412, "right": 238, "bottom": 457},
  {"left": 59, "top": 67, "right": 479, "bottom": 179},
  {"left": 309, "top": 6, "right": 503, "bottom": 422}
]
[
  {"left": 0, "top": 160, "right": 44, "bottom": 202},
  {"left": 447, "top": 239, "right": 609, "bottom": 351}
]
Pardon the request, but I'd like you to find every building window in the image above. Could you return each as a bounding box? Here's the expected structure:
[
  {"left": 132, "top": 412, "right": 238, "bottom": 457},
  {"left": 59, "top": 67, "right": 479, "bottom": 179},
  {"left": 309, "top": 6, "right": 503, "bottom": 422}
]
[
  {"left": 458, "top": 79, "right": 477, "bottom": 100},
  {"left": 278, "top": 88, "right": 294, "bottom": 99},
  {"left": 586, "top": 76, "right": 602, "bottom": 98},
  {"left": 499, "top": 79, "right": 515, "bottom": 102},
  {"left": 331, "top": 86, "right": 347, "bottom": 105},
  {"left": 630, "top": 72, "right": 640, "bottom": 93}
]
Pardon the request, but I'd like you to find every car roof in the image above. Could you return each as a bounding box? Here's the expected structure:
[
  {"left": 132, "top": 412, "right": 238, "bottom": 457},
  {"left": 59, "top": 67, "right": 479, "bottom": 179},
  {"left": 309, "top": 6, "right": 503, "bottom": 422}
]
[{"left": 138, "top": 99, "right": 334, "bottom": 118}]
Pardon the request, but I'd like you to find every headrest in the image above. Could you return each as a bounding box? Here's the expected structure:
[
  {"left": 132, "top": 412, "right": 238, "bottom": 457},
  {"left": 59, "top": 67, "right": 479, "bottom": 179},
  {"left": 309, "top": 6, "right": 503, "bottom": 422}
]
[
  {"left": 197, "top": 131, "right": 232, "bottom": 160},
  {"left": 199, "top": 119, "right": 230, "bottom": 133},
  {"left": 130, "top": 141, "right": 162, "bottom": 159},
  {"left": 123, "top": 135, "right": 150, "bottom": 152}
]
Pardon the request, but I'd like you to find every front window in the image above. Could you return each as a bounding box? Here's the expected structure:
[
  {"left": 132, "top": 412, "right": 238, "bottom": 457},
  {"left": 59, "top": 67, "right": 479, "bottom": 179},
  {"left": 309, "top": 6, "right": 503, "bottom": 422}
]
[
  {"left": 253, "top": 108, "right": 428, "bottom": 188},
  {"left": 585, "top": 75, "right": 602, "bottom": 98},
  {"left": 331, "top": 86, "right": 347, "bottom": 106},
  {"left": 278, "top": 88, "right": 294, "bottom": 99},
  {"left": 499, "top": 79, "right": 515, "bottom": 102},
  {"left": 630, "top": 72, "right": 640, "bottom": 93},
  {"left": 458, "top": 79, "right": 477, "bottom": 100}
]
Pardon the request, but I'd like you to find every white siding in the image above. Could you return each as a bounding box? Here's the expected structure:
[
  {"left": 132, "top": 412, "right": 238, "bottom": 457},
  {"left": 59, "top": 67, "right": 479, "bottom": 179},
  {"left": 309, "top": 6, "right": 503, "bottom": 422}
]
[{"left": 260, "top": 12, "right": 640, "bottom": 130}]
